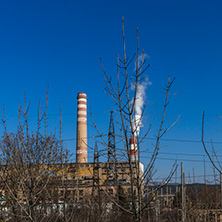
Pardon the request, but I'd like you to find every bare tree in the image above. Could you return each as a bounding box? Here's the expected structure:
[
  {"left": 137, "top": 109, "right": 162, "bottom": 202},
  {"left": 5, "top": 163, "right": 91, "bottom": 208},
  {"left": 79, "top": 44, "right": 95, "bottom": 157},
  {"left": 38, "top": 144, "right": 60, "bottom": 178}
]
[
  {"left": 90, "top": 17, "right": 179, "bottom": 222},
  {"left": 202, "top": 111, "right": 222, "bottom": 175},
  {"left": 0, "top": 91, "right": 71, "bottom": 222}
]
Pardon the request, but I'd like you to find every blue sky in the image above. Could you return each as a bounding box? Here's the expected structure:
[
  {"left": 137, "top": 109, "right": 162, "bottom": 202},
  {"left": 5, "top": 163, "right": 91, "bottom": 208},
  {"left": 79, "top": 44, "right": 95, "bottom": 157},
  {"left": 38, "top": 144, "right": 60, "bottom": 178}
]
[{"left": 0, "top": 0, "right": 222, "bottom": 182}]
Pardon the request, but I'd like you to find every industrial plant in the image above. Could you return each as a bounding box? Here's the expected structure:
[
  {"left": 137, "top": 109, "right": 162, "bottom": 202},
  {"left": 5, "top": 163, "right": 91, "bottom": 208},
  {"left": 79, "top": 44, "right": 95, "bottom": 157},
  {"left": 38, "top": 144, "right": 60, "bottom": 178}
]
[
  {"left": 62, "top": 92, "right": 145, "bottom": 201},
  {"left": 0, "top": 92, "right": 221, "bottom": 222}
]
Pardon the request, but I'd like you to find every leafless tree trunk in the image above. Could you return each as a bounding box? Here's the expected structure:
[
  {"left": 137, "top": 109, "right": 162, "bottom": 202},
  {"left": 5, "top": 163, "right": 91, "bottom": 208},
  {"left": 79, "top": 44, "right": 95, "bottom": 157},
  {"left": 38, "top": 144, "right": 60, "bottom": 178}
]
[{"left": 90, "top": 17, "right": 179, "bottom": 222}]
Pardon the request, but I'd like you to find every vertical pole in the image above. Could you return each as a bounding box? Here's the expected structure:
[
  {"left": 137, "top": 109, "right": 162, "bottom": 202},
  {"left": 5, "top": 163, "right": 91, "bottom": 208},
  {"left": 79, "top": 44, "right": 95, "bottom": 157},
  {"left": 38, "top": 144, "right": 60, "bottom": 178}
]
[
  {"left": 188, "top": 172, "right": 191, "bottom": 184},
  {"left": 183, "top": 172, "right": 186, "bottom": 220},
  {"left": 220, "top": 174, "right": 222, "bottom": 210},
  {"left": 176, "top": 167, "right": 178, "bottom": 194},
  {"left": 204, "top": 155, "right": 206, "bottom": 185},
  {"left": 166, "top": 186, "right": 168, "bottom": 205},
  {"left": 212, "top": 150, "right": 218, "bottom": 208},
  {"left": 169, "top": 187, "right": 172, "bottom": 208},
  {"left": 193, "top": 168, "right": 195, "bottom": 184},
  {"left": 181, "top": 162, "right": 186, "bottom": 222},
  {"left": 175, "top": 167, "right": 177, "bottom": 184},
  {"left": 212, "top": 150, "right": 216, "bottom": 185}
]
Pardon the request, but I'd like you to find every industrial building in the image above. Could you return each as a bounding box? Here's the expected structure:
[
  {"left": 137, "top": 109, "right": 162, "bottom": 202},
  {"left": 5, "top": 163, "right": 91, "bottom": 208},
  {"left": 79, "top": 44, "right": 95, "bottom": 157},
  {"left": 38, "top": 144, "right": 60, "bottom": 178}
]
[
  {"left": 46, "top": 92, "right": 144, "bottom": 203},
  {"left": 0, "top": 92, "right": 144, "bottom": 209}
]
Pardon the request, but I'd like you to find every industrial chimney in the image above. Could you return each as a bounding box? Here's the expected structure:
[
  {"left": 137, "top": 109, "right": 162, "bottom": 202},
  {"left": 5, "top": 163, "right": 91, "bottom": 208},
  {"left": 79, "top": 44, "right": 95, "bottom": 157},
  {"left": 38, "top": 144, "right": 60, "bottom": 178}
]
[
  {"left": 76, "top": 92, "right": 88, "bottom": 163},
  {"left": 129, "top": 137, "right": 137, "bottom": 161}
]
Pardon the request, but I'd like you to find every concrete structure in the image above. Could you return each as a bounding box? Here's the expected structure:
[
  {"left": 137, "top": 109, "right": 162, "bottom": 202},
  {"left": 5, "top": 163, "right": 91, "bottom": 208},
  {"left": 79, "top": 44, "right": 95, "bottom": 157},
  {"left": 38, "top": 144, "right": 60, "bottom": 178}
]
[
  {"left": 76, "top": 93, "right": 88, "bottom": 163},
  {"left": 51, "top": 161, "right": 144, "bottom": 202}
]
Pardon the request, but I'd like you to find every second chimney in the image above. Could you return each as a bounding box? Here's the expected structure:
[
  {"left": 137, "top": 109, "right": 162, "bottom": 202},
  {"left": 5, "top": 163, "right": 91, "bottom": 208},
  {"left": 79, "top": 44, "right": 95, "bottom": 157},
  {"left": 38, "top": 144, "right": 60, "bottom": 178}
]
[{"left": 129, "top": 137, "right": 137, "bottom": 161}]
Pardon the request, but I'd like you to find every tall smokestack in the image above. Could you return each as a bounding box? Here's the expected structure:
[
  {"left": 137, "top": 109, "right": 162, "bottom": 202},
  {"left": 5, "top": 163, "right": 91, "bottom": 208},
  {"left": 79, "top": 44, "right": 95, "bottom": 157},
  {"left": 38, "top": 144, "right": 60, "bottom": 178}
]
[
  {"left": 129, "top": 138, "right": 137, "bottom": 161},
  {"left": 76, "top": 92, "right": 87, "bottom": 163}
]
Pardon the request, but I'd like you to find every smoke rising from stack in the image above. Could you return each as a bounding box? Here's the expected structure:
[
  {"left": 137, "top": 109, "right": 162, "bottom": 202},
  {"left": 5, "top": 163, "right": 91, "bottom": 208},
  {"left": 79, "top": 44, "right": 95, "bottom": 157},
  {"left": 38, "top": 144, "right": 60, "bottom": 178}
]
[
  {"left": 132, "top": 51, "right": 151, "bottom": 137},
  {"left": 76, "top": 92, "right": 88, "bottom": 163},
  {"left": 130, "top": 75, "right": 151, "bottom": 161},
  {"left": 132, "top": 79, "right": 150, "bottom": 137}
]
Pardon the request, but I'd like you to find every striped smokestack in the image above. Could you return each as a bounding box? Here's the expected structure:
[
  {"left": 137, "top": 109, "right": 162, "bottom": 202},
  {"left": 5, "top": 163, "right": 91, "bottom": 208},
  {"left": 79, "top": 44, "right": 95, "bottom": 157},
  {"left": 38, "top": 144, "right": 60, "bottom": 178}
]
[
  {"left": 129, "top": 138, "right": 137, "bottom": 161},
  {"left": 76, "top": 92, "right": 88, "bottom": 163}
]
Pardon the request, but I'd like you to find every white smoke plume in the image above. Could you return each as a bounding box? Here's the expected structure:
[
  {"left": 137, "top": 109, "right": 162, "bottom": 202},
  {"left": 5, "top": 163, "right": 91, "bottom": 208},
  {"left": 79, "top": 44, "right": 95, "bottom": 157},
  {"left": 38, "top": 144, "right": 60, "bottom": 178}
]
[
  {"left": 132, "top": 78, "right": 152, "bottom": 136},
  {"left": 134, "top": 53, "right": 150, "bottom": 71},
  {"left": 131, "top": 52, "right": 151, "bottom": 136}
]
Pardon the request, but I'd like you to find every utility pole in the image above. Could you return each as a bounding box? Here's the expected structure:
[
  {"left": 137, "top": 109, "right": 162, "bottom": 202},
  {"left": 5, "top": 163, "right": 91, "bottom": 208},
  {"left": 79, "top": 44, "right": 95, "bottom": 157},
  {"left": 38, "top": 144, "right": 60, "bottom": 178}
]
[
  {"left": 181, "top": 162, "right": 186, "bottom": 222},
  {"left": 220, "top": 174, "right": 222, "bottom": 209},
  {"left": 188, "top": 172, "right": 191, "bottom": 184},
  {"left": 166, "top": 186, "right": 169, "bottom": 205},
  {"left": 107, "top": 111, "right": 116, "bottom": 165},
  {"left": 220, "top": 173, "right": 222, "bottom": 222},
  {"left": 212, "top": 148, "right": 217, "bottom": 186},
  {"left": 193, "top": 168, "right": 195, "bottom": 184},
  {"left": 176, "top": 167, "right": 178, "bottom": 194},
  {"left": 107, "top": 111, "right": 117, "bottom": 193},
  {"left": 93, "top": 141, "right": 100, "bottom": 194},
  {"left": 204, "top": 155, "right": 206, "bottom": 185},
  {"left": 175, "top": 167, "right": 177, "bottom": 184},
  {"left": 92, "top": 141, "right": 101, "bottom": 214}
]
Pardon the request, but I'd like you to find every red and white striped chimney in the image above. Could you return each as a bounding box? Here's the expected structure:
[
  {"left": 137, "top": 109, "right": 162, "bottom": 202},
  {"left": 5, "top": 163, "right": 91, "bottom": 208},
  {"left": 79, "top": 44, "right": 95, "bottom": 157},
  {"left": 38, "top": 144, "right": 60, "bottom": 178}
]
[
  {"left": 76, "top": 92, "right": 88, "bottom": 163},
  {"left": 129, "top": 137, "right": 137, "bottom": 161}
]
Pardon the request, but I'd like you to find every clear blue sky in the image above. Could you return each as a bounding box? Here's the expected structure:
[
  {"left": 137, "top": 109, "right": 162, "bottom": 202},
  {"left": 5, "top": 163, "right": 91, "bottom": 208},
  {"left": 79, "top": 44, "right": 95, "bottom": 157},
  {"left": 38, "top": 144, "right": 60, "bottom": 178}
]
[{"left": 0, "top": 0, "right": 222, "bottom": 182}]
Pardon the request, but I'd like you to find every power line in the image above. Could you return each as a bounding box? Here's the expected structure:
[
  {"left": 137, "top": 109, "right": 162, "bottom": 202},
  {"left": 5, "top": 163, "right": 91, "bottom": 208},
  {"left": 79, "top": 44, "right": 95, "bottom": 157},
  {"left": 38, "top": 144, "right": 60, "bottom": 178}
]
[
  {"left": 142, "top": 137, "right": 222, "bottom": 144},
  {"left": 62, "top": 137, "right": 222, "bottom": 160},
  {"left": 3, "top": 110, "right": 222, "bottom": 122},
  {"left": 84, "top": 154, "right": 215, "bottom": 164},
  {"left": 1, "top": 111, "right": 112, "bottom": 119},
  {"left": 143, "top": 150, "right": 222, "bottom": 158},
  {"left": 151, "top": 173, "right": 221, "bottom": 181},
  {"left": 142, "top": 156, "right": 212, "bottom": 163},
  {"left": 63, "top": 135, "right": 222, "bottom": 145}
]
